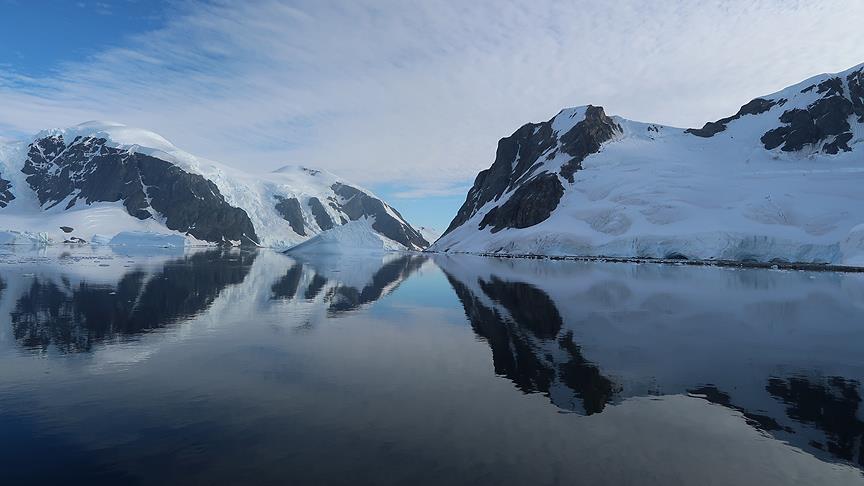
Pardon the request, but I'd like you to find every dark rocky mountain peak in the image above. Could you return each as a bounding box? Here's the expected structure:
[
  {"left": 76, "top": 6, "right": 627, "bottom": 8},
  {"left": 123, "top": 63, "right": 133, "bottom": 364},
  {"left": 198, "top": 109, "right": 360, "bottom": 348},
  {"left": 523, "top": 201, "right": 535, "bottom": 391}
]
[
  {"left": 1, "top": 124, "right": 428, "bottom": 250},
  {"left": 443, "top": 105, "right": 620, "bottom": 237},
  {"left": 21, "top": 134, "right": 259, "bottom": 245},
  {"left": 689, "top": 63, "right": 864, "bottom": 155}
]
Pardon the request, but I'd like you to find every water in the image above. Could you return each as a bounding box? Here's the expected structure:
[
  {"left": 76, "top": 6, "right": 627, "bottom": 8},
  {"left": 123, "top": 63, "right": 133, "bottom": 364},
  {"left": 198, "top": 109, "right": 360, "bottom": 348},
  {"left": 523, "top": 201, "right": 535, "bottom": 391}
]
[{"left": 0, "top": 246, "right": 862, "bottom": 485}]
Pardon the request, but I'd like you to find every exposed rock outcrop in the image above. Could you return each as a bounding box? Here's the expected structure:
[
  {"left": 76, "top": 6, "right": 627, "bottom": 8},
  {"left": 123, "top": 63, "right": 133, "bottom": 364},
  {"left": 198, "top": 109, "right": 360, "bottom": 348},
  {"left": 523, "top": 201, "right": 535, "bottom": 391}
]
[
  {"left": 686, "top": 98, "right": 783, "bottom": 137},
  {"left": 434, "top": 63, "right": 864, "bottom": 265},
  {"left": 274, "top": 196, "right": 306, "bottom": 236},
  {"left": 22, "top": 135, "right": 258, "bottom": 244},
  {"left": 442, "top": 105, "right": 619, "bottom": 238},
  {"left": 761, "top": 73, "right": 858, "bottom": 153},
  {"left": 0, "top": 124, "right": 428, "bottom": 250},
  {"left": 331, "top": 182, "right": 429, "bottom": 250},
  {"left": 0, "top": 173, "right": 13, "bottom": 208}
]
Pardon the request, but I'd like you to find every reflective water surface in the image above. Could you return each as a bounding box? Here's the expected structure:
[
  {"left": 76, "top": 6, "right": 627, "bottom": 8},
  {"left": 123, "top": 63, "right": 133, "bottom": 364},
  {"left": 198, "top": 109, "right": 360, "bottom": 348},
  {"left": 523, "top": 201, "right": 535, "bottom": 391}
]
[{"left": 0, "top": 246, "right": 862, "bottom": 485}]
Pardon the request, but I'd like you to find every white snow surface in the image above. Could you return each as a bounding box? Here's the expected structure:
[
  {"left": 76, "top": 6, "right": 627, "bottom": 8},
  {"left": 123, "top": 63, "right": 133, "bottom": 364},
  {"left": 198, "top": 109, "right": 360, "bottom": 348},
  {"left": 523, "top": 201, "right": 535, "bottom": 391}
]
[
  {"left": 0, "top": 122, "right": 419, "bottom": 250},
  {"left": 433, "top": 63, "right": 864, "bottom": 266},
  {"left": 108, "top": 231, "right": 187, "bottom": 248},
  {"left": 417, "top": 226, "right": 443, "bottom": 244},
  {"left": 285, "top": 218, "right": 405, "bottom": 254}
]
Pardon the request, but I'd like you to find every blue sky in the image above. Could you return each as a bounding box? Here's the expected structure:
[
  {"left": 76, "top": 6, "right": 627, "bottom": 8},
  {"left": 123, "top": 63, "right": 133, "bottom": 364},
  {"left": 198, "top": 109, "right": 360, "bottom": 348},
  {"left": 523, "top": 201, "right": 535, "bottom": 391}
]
[
  {"left": 1, "top": 1, "right": 863, "bottom": 230},
  {"left": 372, "top": 183, "right": 466, "bottom": 232},
  {"left": 0, "top": 1, "right": 170, "bottom": 76}
]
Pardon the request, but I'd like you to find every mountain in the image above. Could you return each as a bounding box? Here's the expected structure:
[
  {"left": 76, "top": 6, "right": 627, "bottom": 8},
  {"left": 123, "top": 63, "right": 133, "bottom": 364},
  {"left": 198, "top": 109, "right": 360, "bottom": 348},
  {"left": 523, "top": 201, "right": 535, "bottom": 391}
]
[
  {"left": 0, "top": 122, "right": 428, "bottom": 250},
  {"left": 433, "top": 63, "right": 864, "bottom": 266},
  {"left": 416, "top": 226, "right": 442, "bottom": 244}
]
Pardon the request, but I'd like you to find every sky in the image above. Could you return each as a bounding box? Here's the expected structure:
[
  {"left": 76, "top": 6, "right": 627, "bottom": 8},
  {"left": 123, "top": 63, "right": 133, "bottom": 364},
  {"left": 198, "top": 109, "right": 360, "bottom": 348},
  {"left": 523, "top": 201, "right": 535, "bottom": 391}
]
[{"left": 1, "top": 0, "right": 863, "bottom": 230}]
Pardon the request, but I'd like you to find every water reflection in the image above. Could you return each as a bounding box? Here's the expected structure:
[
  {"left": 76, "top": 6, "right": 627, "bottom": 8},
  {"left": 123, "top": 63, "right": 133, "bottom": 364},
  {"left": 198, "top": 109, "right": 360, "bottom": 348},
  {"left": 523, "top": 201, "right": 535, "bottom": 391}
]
[
  {"left": 767, "top": 375, "right": 864, "bottom": 467},
  {"left": 6, "top": 250, "right": 256, "bottom": 353},
  {"left": 0, "top": 249, "right": 862, "bottom": 482},
  {"left": 272, "top": 254, "right": 428, "bottom": 315},
  {"left": 436, "top": 254, "right": 864, "bottom": 469},
  {"left": 687, "top": 384, "right": 792, "bottom": 432},
  {"left": 445, "top": 273, "right": 618, "bottom": 414}
]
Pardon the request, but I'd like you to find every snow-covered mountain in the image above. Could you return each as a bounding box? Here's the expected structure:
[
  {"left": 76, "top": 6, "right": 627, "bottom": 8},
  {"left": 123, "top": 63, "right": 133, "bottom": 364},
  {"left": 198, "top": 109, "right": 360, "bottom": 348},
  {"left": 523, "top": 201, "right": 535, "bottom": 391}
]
[
  {"left": 0, "top": 122, "right": 428, "bottom": 250},
  {"left": 417, "top": 226, "right": 442, "bottom": 245},
  {"left": 433, "top": 63, "right": 864, "bottom": 265}
]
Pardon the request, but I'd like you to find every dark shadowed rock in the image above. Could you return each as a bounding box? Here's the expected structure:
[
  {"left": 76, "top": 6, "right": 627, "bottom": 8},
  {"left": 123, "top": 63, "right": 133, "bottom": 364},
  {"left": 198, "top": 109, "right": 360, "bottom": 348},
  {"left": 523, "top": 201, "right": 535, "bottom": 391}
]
[
  {"left": 443, "top": 105, "right": 618, "bottom": 237},
  {"left": 274, "top": 196, "right": 306, "bottom": 236},
  {"left": 307, "top": 197, "right": 334, "bottom": 231},
  {"left": 824, "top": 133, "right": 855, "bottom": 155},
  {"left": 478, "top": 174, "right": 564, "bottom": 233},
  {"left": 60, "top": 226, "right": 74, "bottom": 233},
  {"left": 558, "top": 105, "right": 621, "bottom": 182},
  {"left": 0, "top": 173, "right": 13, "bottom": 208},
  {"left": 761, "top": 74, "right": 857, "bottom": 154},
  {"left": 686, "top": 98, "right": 781, "bottom": 137},
  {"left": 22, "top": 135, "right": 258, "bottom": 245},
  {"left": 846, "top": 67, "right": 864, "bottom": 123},
  {"left": 331, "top": 182, "right": 428, "bottom": 250}
]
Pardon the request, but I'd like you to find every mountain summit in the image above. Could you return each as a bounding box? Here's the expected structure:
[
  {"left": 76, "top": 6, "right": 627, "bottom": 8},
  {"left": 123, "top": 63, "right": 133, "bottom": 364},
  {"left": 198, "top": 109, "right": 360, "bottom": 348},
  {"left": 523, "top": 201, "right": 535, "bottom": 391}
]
[
  {"left": 0, "top": 122, "right": 428, "bottom": 250},
  {"left": 433, "top": 63, "right": 864, "bottom": 265}
]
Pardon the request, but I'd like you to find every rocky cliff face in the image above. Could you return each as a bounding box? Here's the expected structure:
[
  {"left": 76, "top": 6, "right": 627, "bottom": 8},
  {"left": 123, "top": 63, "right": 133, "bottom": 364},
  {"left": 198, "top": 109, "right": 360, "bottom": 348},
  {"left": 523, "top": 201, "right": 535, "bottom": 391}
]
[
  {"left": 0, "top": 123, "right": 428, "bottom": 250},
  {"left": 433, "top": 63, "right": 864, "bottom": 265},
  {"left": 22, "top": 134, "right": 258, "bottom": 244},
  {"left": 0, "top": 172, "right": 13, "bottom": 208},
  {"left": 331, "top": 182, "right": 428, "bottom": 250},
  {"left": 688, "top": 65, "right": 864, "bottom": 155},
  {"left": 443, "top": 105, "right": 620, "bottom": 237}
]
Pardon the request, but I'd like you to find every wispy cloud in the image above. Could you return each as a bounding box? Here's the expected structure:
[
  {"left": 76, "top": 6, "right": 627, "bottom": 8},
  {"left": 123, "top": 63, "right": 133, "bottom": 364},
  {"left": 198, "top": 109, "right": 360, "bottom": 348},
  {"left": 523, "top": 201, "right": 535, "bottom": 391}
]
[
  {"left": 389, "top": 182, "right": 473, "bottom": 199},
  {"left": 1, "top": 0, "right": 863, "bottom": 188}
]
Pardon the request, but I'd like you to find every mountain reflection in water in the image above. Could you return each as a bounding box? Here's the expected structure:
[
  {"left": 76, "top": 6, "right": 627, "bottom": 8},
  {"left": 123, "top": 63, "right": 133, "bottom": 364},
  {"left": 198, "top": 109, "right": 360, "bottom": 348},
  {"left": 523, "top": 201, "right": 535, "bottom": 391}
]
[
  {"left": 8, "top": 250, "right": 257, "bottom": 353},
  {"left": 0, "top": 248, "right": 862, "bottom": 484},
  {"left": 435, "top": 254, "right": 864, "bottom": 470},
  {"left": 445, "top": 272, "right": 618, "bottom": 415},
  {"left": 272, "top": 253, "right": 427, "bottom": 314}
]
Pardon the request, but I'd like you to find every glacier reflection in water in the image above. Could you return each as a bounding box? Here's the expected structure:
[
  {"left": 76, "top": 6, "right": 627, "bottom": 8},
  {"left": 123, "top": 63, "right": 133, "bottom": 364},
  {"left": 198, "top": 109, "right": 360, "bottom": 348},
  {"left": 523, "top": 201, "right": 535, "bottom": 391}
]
[{"left": 0, "top": 247, "right": 862, "bottom": 485}]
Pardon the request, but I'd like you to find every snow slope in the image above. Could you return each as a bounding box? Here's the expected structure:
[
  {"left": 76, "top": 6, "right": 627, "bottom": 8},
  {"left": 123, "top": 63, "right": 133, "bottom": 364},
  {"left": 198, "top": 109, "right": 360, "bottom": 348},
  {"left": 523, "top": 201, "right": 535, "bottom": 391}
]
[
  {"left": 434, "top": 63, "right": 864, "bottom": 265},
  {"left": 417, "top": 226, "right": 443, "bottom": 245},
  {"left": 0, "top": 122, "right": 427, "bottom": 250},
  {"left": 285, "top": 218, "right": 405, "bottom": 254}
]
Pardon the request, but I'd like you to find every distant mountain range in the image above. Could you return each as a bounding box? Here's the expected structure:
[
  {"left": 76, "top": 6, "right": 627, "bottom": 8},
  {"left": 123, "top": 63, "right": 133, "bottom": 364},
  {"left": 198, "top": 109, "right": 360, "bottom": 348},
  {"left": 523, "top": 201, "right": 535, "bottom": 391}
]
[
  {"left": 433, "top": 62, "right": 864, "bottom": 266},
  {"left": 0, "top": 122, "right": 428, "bottom": 250}
]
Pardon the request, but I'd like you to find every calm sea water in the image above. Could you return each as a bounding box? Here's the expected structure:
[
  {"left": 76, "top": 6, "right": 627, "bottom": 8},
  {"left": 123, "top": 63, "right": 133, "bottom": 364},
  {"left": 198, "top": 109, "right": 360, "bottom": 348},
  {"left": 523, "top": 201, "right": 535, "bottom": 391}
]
[{"left": 0, "top": 246, "right": 862, "bottom": 485}]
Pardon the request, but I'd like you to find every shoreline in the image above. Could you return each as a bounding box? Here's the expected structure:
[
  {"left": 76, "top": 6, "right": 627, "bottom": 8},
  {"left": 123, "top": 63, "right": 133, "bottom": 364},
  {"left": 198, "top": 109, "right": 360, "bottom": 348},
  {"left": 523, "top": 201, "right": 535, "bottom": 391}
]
[{"left": 425, "top": 251, "right": 864, "bottom": 273}]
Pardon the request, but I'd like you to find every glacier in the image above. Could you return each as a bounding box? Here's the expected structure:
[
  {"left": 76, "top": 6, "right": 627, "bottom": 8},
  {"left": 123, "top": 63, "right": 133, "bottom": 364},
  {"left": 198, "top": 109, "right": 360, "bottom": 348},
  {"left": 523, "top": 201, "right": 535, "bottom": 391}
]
[{"left": 433, "top": 63, "right": 864, "bottom": 266}]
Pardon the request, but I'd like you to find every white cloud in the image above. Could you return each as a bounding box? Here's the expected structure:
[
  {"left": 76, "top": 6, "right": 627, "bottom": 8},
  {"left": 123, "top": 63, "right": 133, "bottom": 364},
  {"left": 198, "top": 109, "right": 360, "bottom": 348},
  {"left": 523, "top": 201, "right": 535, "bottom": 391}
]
[
  {"left": 389, "top": 182, "right": 473, "bottom": 199},
  {"left": 1, "top": 0, "right": 863, "bottom": 188}
]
